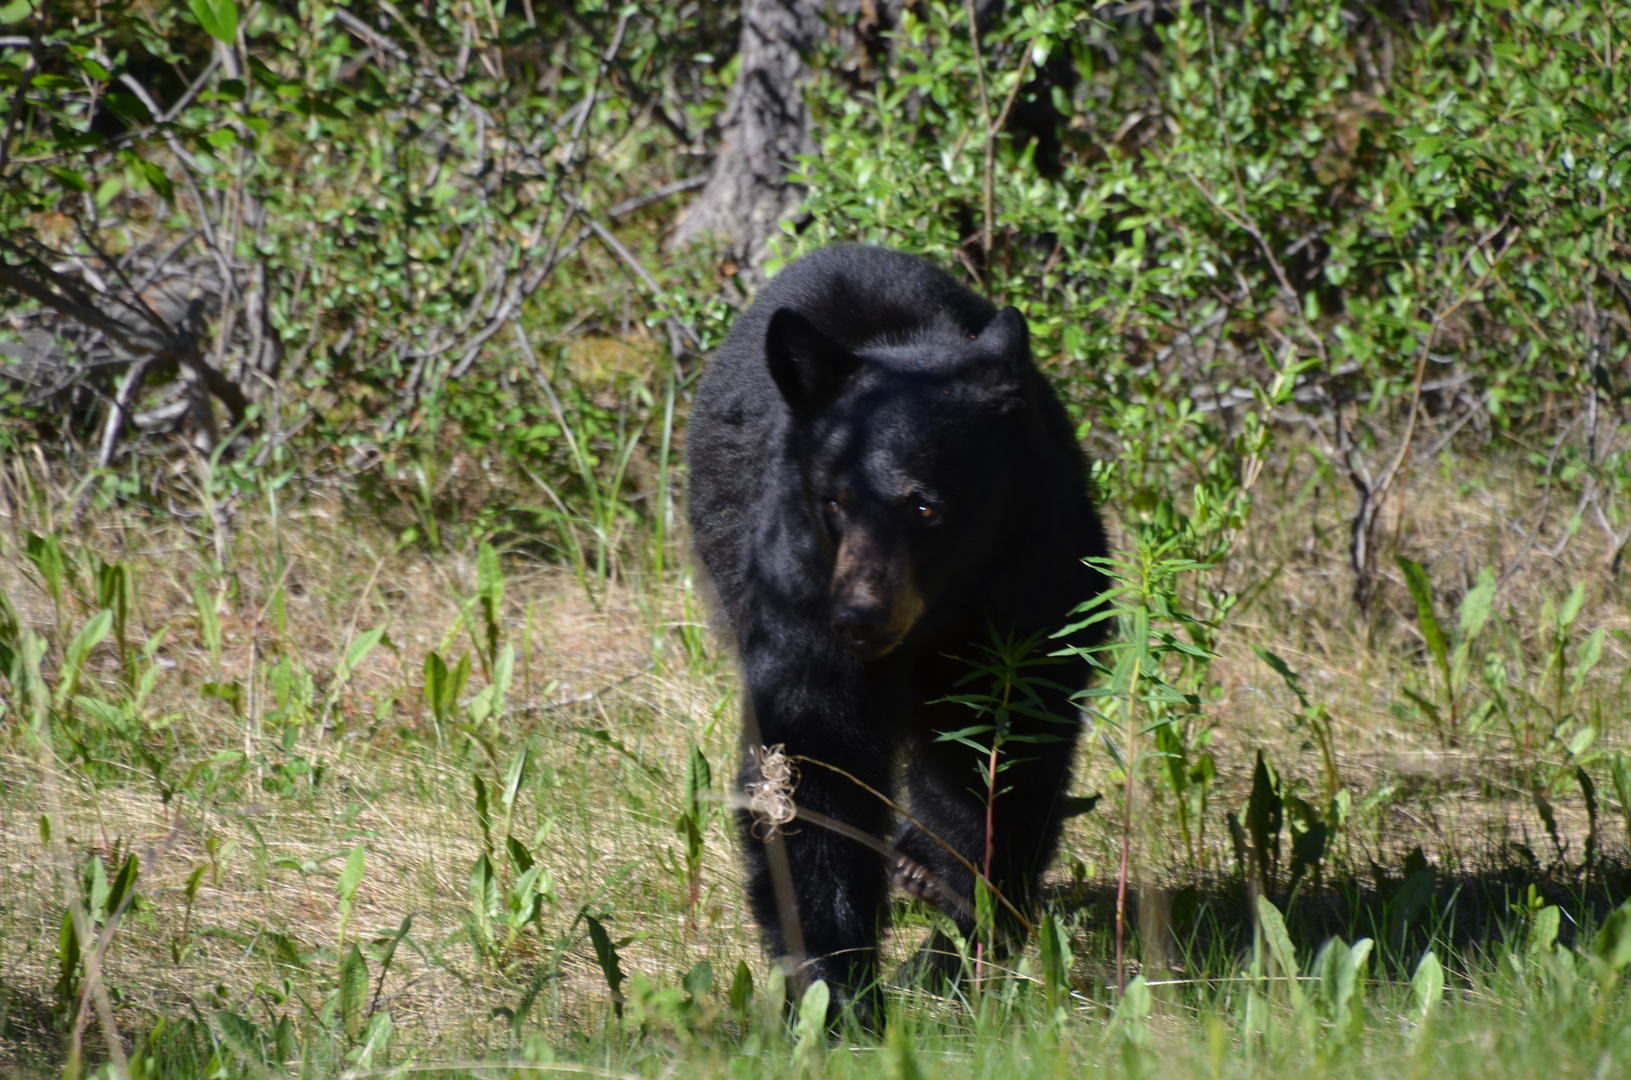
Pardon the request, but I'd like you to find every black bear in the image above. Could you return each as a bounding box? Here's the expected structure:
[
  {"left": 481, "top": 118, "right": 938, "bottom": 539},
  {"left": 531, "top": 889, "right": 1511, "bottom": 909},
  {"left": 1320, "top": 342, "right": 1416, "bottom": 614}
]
[{"left": 686, "top": 245, "right": 1109, "bottom": 1023}]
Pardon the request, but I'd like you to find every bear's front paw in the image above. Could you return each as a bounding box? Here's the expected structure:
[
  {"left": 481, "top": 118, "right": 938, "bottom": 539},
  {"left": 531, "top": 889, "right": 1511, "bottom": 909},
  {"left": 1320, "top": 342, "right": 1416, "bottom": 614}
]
[{"left": 891, "top": 853, "right": 938, "bottom": 902}]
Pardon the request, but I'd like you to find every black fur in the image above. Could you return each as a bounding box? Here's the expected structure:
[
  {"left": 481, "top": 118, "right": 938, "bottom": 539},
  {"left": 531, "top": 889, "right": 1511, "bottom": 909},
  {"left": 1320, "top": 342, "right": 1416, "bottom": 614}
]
[{"left": 685, "top": 246, "right": 1110, "bottom": 1022}]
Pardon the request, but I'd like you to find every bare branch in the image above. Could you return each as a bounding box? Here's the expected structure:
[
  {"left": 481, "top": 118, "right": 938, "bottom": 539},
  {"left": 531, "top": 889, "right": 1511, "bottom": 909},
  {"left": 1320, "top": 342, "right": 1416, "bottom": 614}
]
[
  {"left": 0, "top": 263, "right": 249, "bottom": 422},
  {"left": 96, "top": 357, "right": 150, "bottom": 468},
  {"left": 607, "top": 174, "right": 707, "bottom": 220},
  {"left": 582, "top": 211, "right": 702, "bottom": 352},
  {"left": 0, "top": 263, "right": 176, "bottom": 358}
]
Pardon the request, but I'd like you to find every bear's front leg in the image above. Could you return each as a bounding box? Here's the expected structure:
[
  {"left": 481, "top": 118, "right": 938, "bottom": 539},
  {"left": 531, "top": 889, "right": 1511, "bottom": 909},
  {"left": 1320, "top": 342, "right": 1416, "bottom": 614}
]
[
  {"left": 892, "top": 668, "right": 1086, "bottom": 985},
  {"left": 735, "top": 653, "right": 894, "bottom": 1028}
]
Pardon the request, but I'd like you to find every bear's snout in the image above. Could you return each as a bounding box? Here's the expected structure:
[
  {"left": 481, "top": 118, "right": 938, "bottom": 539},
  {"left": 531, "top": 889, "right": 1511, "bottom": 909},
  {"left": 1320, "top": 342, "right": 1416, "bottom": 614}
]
[
  {"left": 831, "top": 599, "right": 892, "bottom": 655},
  {"left": 829, "top": 532, "right": 926, "bottom": 659}
]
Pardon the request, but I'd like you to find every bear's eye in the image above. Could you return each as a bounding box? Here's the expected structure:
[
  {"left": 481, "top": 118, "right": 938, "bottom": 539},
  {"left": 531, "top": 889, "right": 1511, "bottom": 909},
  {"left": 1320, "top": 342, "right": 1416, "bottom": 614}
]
[
  {"left": 824, "top": 499, "right": 840, "bottom": 516},
  {"left": 907, "top": 494, "right": 941, "bottom": 523},
  {"left": 904, "top": 491, "right": 939, "bottom": 523}
]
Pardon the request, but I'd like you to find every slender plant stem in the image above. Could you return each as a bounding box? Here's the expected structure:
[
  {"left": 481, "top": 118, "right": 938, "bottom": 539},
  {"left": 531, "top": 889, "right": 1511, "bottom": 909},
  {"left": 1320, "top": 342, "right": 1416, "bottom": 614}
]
[
  {"left": 975, "top": 734, "right": 1001, "bottom": 995},
  {"left": 974, "top": 666, "right": 1016, "bottom": 997},
  {"left": 1116, "top": 652, "right": 1144, "bottom": 995}
]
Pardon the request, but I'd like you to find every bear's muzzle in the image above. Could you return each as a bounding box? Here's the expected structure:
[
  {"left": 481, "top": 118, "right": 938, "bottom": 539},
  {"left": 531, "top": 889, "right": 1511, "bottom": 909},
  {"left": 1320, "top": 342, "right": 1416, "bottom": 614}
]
[{"left": 829, "top": 531, "right": 926, "bottom": 659}]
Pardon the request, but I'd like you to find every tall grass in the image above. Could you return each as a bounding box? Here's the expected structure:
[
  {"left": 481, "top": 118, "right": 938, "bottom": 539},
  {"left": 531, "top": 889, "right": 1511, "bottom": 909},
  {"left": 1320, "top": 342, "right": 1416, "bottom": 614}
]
[{"left": 0, "top": 427, "right": 1627, "bottom": 1079}]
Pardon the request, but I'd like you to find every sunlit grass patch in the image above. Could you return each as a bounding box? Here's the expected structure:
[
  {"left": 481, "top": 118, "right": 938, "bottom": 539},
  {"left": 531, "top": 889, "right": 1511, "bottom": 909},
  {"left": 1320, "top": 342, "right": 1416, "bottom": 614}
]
[{"left": 2, "top": 429, "right": 1630, "bottom": 1079}]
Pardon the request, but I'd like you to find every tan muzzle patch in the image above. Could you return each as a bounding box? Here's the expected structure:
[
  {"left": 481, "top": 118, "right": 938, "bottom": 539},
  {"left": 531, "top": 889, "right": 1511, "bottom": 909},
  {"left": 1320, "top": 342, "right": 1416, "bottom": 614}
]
[{"left": 829, "top": 531, "right": 927, "bottom": 658}]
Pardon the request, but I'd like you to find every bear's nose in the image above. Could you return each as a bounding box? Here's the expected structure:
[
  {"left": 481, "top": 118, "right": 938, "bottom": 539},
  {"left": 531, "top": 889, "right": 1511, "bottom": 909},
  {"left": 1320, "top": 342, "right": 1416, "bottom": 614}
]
[{"left": 831, "top": 604, "right": 888, "bottom": 654}]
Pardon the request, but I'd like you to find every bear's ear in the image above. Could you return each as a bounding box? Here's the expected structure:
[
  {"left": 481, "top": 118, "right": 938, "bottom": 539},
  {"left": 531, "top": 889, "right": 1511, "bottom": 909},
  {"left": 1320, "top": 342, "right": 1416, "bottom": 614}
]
[
  {"left": 972, "top": 306, "right": 1030, "bottom": 364},
  {"left": 765, "top": 307, "right": 857, "bottom": 416}
]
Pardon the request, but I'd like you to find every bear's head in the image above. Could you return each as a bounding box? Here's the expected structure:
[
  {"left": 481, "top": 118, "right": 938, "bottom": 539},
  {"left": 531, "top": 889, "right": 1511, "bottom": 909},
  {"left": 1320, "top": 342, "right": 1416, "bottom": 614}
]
[{"left": 765, "top": 305, "right": 1035, "bottom": 660}]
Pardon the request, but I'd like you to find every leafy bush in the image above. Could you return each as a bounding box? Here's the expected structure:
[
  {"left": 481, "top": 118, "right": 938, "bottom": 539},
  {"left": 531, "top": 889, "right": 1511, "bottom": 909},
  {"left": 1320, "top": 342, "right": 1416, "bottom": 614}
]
[{"left": 795, "top": 0, "right": 1631, "bottom": 595}]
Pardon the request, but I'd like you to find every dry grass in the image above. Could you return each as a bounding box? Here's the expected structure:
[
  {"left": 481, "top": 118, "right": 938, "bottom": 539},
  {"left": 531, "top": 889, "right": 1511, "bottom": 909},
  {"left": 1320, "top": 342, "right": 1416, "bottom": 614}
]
[
  {"left": 1, "top": 423, "right": 1629, "bottom": 1071},
  {"left": 0, "top": 458, "right": 738, "bottom": 1069}
]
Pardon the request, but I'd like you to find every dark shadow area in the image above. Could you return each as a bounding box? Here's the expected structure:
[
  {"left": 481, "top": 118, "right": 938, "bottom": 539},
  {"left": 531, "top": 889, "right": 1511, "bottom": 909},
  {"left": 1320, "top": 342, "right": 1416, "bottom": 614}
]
[
  {"left": 1048, "top": 855, "right": 1631, "bottom": 988},
  {"left": 0, "top": 978, "right": 63, "bottom": 1077}
]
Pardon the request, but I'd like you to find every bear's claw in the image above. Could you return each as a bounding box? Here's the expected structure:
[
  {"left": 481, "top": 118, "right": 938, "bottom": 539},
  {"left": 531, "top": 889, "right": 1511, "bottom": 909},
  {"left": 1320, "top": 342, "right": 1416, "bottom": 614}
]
[{"left": 891, "top": 853, "right": 938, "bottom": 902}]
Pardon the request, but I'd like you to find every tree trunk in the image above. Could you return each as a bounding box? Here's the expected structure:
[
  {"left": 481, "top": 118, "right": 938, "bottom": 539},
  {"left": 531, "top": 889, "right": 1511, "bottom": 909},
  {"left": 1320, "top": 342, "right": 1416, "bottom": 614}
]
[
  {"left": 668, "top": 0, "right": 826, "bottom": 268},
  {"left": 671, "top": 0, "right": 1008, "bottom": 271}
]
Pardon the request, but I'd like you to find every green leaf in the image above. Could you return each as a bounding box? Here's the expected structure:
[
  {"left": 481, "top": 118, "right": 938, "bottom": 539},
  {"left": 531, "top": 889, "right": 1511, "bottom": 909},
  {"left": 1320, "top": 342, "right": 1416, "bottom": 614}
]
[
  {"left": 354, "top": 1009, "right": 391, "bottom": 1068},
  {"left": 1349, "top": 938, "right": 1374, "bottom": 978},
  {"left": 1253, "top": 646, "right": 1309, "bottom": 709},
  {"left": 1529, "top": 905, "right": 1560, "bottom": 957},
  {"left": 58, "top": 906, "right": 81, "bottom": 990},
  {"left": 335, "top": 842, "right": 366, "bottom": 948},
  {"left": 1394, "top": 864, "right": 1438, "bottom": 931},
  {"left": 214, "top": 1010, "right": 267, "bottom": 1066},
  {"left": 338, "top": 942, "right": 369, "bottom": 1039},
  {"left": 1592, "top": 900, "right": 1631, "bottom": 975},
  {"left": 50, "top": 169, "right": 90, "bottom": 195},
  {"left": 101, "top": 93, "right": 152, "bottom": 122},
  {"left": 505, "top": 834, "right": 533, "bottom": 874},
  {"left": 469, "top": 853, "right": 498, "bottom": 921},
  {"left": 683, "top": 959, "right": 714, "bottom": 1000},
  {"left": 1314, "top": 935, "right": 1356, "bottom": 1023},
  {"left": 106, "top": 854, "right": 139, "bottom": 917},
  {"left": 477, "top": 541, "right": 504, "bottom": 664},
  {"left": 933, "top": 723, "right": 996, "bottom": 743},
  {"left": 335, "top": 627, "right": 388, "bottom": 688},
  {"left": 201, "top": 680, "right": 245, "bottom": 717},
  {"left": 1109, "top": 974, "right": 1151, "bottom": 1024},
  {"left": 24, "top": 532, "right": 67, "bottom": 606},
  {"left": 472, "top": 774, "right": 493, "bottom": 854},
  {"left": 0, "top": 588, "right": 19, "bottom": 675},
  {"left": 1411, "top": 134, "right": 1444, "bottom": 162},
  {"left": 1317, "top": 937, "right": 1373, "bottom": 1037},
  {"left": 193, "top": 583, "right": 221, "bottom": 667},
  {"left": 1456, "top": 568, "right": 1496, "bottom": 641},
  {"left": 424, "top": 652, "right": 450, "bottom": 722},
  {"left": 1570, "top": 627, "right": 1606, "bottom": 699},
  {"left": 55, "top": 609, "right": 113, "bottom": 708},
  {"left": 138, "top": 160, "right": 174, "bottom": 202},
  {"left": 74, "top": 56, "right": 112, "bottom": 82},
  {"left": 585, "top": 914, "right": 626, "bottom": 1015},
  {"left": 337, "top": 843, "right": 366, "bottom": 906},
  {"left": 684, "top": 743, "right": 713, "bottom": 824},
  {"left": 1289, "top": 820, "right": 1327, "bottom": 886},
  {"left": 1396, "top": 557, "right": 1450, "bottom": 692},
  {"left": 1611, "top": 753, "right": 1631, "bottom": 848},
  {"left": 1558, "top": 582, "right": 1586, "bottom": 629},
  {"left": 1410, "top": 950, "right": 1444, "bottom": 1021},
  {"left": 189, "top": 0, "right": 239, "bottom": 42},
  {"left": 1245, "top": 750, "right": 1281, "bottom": 888},
  {"left": 1255, "top": 895, "right": 1304, "bottom": 1009},
  {"left": 501, "top": 745, "right": 527, "bottom": 810},
  {"left": 0, "top": 1, "right": 35, "bottom": 25},
  {"left": 728, "top": 960, "right": 753, "bottom": 1017},
  {"left": 793, "top": 979, "right": 830, "bottom": 1053},
  {"left": 450, "top": 653, "right": 472, "bottom": 714},
  {"left": 1039, "top": 912, "right": 1073, "bottom": 1010}
]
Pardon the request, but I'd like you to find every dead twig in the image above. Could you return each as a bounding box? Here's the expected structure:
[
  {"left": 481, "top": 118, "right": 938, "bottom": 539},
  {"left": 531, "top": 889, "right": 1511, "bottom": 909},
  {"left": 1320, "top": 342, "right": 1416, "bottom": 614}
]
[
  {"left": 580, "top": 211, "right": 702, "bottom": 353},
  {"left": 1353, "top": 218, "right": 1515, "bottom": 601}
]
